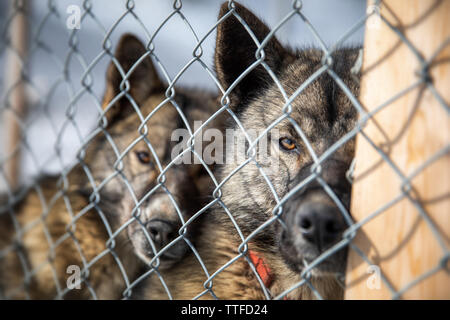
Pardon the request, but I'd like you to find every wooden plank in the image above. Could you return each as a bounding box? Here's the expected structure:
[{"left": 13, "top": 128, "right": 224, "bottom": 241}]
[
  {"left": 3, "top": 0, "right": 29, "bottom": 190},
  {"left": 345, "top": 0, "right": 450, "bottom": 299}
]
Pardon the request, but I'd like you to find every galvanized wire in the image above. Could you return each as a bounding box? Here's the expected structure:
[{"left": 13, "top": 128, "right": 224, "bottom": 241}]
[{"left": 0, "top": 0, "right": 448, "bottom": 300}]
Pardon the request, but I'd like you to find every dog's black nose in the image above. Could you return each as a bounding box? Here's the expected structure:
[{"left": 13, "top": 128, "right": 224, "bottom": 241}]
[
  {"left": 296, "top": 202, "right": 346, "bottom": 250},
  {"left": 145, "top": 220, "right": 176, "bottom": 249}
]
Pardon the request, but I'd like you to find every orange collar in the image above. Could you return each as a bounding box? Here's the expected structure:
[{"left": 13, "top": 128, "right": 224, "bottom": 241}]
[{"left": 248, "top": 250, "right": 273, "bottom": 288}]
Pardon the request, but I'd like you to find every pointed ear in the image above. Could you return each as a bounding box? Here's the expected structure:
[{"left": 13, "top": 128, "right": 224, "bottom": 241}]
[
  {"left": 102, "top": 33, "right": 163, "bottom": 122},
  {"left": 215, "top": 2, "right": 292, "bottom": 107}
]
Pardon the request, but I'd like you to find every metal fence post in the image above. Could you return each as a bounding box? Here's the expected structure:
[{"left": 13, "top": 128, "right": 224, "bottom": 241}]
[{"left": 345, "top": 0, "right": 449, "bottom": 299}]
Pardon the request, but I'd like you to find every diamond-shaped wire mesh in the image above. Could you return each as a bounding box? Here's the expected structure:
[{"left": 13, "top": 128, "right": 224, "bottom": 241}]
[{"left": 0, "top": 0, "right": 448, "bottom": 300}]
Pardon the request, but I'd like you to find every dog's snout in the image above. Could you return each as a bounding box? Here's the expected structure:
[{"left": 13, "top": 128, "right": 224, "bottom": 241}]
[
  {"left": 145, "top": 220, "right": 176, "bottom": 248},
  {"left": 296, "top": 203, "right": 346, "bottom": 250}
]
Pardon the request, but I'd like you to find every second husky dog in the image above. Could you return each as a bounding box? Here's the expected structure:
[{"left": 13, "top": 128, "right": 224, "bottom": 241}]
[{"left": 0, "top": 34, "right": 219, "bottom": 299}]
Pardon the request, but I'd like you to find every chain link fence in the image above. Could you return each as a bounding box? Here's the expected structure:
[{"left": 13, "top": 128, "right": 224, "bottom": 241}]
[{"left": 0, "top": 0, "right": 448, "bottom": 300}]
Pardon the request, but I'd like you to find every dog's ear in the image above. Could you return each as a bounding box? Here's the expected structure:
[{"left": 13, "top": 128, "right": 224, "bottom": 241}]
[
  {"left": 102, "top": 33, "right": 163, "bottom": 123},
  {"left": 215, "top": 2, "right": 292, "bottom": 108}
]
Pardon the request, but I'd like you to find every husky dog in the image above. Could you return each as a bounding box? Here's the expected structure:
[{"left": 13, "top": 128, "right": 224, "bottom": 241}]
[
  {"left": 134, "top": 2, "right": 359, "bottom": 300},
  {"left": 0, "top": 34, "right": 218, "bottom": 299}
]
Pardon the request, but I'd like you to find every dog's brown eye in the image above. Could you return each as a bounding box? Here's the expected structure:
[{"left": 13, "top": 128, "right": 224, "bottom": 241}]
[
  {"left": 135, "top": 151, "right": 151, "bottom": 164},
  {"left": 279, "top": 137, "right": 297, "bottom": 151}
]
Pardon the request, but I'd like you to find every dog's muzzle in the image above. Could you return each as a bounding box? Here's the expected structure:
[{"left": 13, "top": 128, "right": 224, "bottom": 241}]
[{"left": 279, "top": 159, "right": 352, "bottom": 274}]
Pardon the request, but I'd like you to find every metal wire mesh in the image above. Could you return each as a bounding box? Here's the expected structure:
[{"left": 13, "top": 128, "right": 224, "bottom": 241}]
[{"left": 0, "top": 0, "right": 448, "bottom": 300}]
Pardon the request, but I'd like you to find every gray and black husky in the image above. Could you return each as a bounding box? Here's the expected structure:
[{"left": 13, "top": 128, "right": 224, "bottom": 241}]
[{"left": 135, "top": 2, "right": 360, "bottom": 300}]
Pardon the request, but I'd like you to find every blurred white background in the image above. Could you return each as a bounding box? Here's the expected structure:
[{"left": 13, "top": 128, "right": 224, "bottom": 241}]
[{"left": 0, "top": 0, "right": 366, "bottom": 191}]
